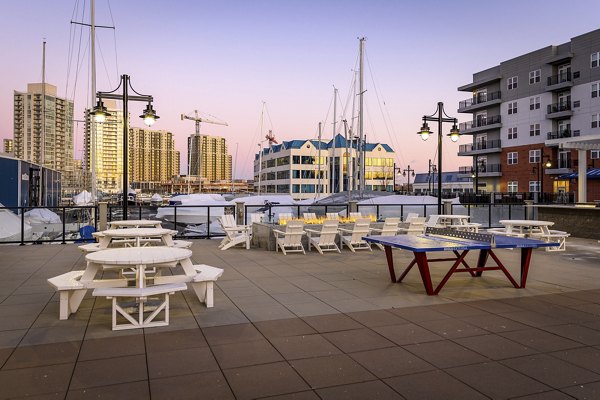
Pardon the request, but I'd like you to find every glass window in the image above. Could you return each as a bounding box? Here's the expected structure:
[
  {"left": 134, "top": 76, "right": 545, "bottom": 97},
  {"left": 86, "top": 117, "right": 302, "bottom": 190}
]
[
  {"left": 508, "top": 76, "right": 518, "bottom": 90},
  {"left": 507, "top": 181, "right": 518, "bottom": 193},
  {"left": 508, "top": 101, "right": 518, "bottom": 114},
  {"left": 292, "top": 170, "right": 301, "bottom": 179},
  {"left": 508, "top": 127, "right": 518, "bottom": 140},
  {"left": 276, "top": 156, "right": 290, "bottom": 166},
  {"left": 591, "top": 52, "right": 599, "bottom": 68},
  {"left": 593, "top": 113, "right": 600, "bottom": 129},
  {"left": 292, "top": 155, "right": 301, "bottom": 164},
  {"left": 591, "top": 149, "right": 600, "bottom": 159},
  {"left": 277, "top": 184, "right": 289, "bottom": 193},
  {"left": 529, "top": 69, "right": 541, "bottom": 84},
  {"left": 529, "top": 96, "right": 541, "bottom": 110},
  {"left": 301, "top": 184, "right": 315, "bottom": 193},
  {"left": 529, "top": 181, "right": 540, "bottom": 193},
  {"left": 292, "top": 184, "right": 300, "bottom": 193},
  {"left": 529, "top": 124, "right": 540, "bottom": 136},
  {"left": 507, "top": 152, "right": 518, "bottom": 165},
  {"left": 529, "top": 149, "right": 540, "bottom": 163},
  {"left": 592, "top": 82, "right": 599, "bottom": 98}
]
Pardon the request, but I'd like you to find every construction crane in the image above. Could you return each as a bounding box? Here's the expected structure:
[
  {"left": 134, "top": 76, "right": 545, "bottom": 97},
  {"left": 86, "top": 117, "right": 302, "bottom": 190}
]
[{"left": 181, "top": 110, "right": 228, "bottom": 193}]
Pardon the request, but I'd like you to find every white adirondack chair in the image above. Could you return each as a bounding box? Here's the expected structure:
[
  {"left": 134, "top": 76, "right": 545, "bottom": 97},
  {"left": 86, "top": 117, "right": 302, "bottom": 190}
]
[
  {"left": 278, "top": 213, "right": 293, "bottom": 224},
  {"left": 273, "top": 220, "right": 306, "bottom": 255},
  {"left": 303, "top": 212, "right": 317, "bottom": 221},
  {"left": 326, "top": 212, "right": 340, "bottom": 220},
  {"left": 338, "top": 218, "right": 372, "bottom": 252},
  {"left": 370, "top": 217, "right": 401, "bottom": 250},
  {"left": 425, "top": 215, "right": 441, "bottom": 228},
  {"left": 306, "top": 219, "right": 341, "bottom": 254},
  {"left": 398, "top": 217, "right": 426, "bottom": 235},
  {"left": 349, "top": 212, "right": 362, "bottom": 219},
  {"left": 404, "top": 213, "right": 419, "bottom": 222},
  {"left": 218, "top": 215, "right": 251, "bottom": 251}
]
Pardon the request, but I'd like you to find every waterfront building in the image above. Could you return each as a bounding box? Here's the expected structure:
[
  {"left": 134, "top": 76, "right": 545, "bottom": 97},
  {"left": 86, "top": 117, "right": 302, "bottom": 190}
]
[
  {"left": 411, "top": 171, "right": 473, "bottom": 195},
  {"left": 0, "top": 153, "right": 61, "bottom": 207},
  {"left": 187, "top": 134, "right": 232, "bottom": 182},
  {"left": 84, "top": 99, "right": 124, "bottom": 194},
  {"left": 129, "top": 127, "right": 180, "bottom": 191},
  {"left": 457, "top": 28, "right": 600, "bottom": 202},
  {"left": 13, "top": 83, "right": 74, "bottom": 178},
  {"left": 3, "top": 139, "right": 13, "bottom": 155},
  {"left": 254, "top": 134, "right": 395, "bottom": 200}
]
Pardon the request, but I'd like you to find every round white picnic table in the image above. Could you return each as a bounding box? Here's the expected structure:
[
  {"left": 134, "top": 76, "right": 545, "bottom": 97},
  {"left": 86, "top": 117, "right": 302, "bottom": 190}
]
[
  {"left": 499, "top": 220, "right": 554, "bottom": 236},
  {"left": 108, "top": 219, "right": 163, "bottom": 229},
  {"left": 85, "top": 247, "right": 194, "bottom": 288}
]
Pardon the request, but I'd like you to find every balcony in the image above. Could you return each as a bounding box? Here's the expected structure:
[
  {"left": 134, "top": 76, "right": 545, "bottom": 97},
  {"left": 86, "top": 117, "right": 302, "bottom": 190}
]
[
  {"left": 458, "top": 91, "right": 502, "bottom": 113},
  {"left": 459, "top": 115, "right": 502, "bottom": 135},
  {"left": 546, "top": 159, "right": 573, "bottom": 175},
  {"left": 457, "top": 139, "right": 502, "bottom": 156},
  {"left": 545, "top": 72, "right": 573, "bottom": 92},
  {"left": 458, "top": 164, "right": 501, "bottom": 177},
  {"left": 546, "top": 129, "right": 578, "bottom": 140},
  {"left": 546, "top": 102, "right": 572, "bottom": 119}
]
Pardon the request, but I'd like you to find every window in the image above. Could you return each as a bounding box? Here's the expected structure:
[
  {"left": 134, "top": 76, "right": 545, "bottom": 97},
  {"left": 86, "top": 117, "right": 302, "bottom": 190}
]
[
  {"left": 507, "top": 181, "right": 518, "bottom": 193},
  {"left": 508, "top": 127, "right": 518, "bottom": 140},
  {"left": 276, "top": 170, "right": 289, "bottom": 180},
  {"left": 529, "top": 96, "right": 541, "bottom": 110},
  {"left": 593, "top": 82, "right": 600, "bottom": 98},
  {"left": 591, "top": 149, "right": 600, "bottom": 159},
  {"left": 593, "top": 113, "right": 600, "bottom": 129},
  {"left": 508, "top": 101, "right": 518, "bottom": 114},
  {"left": 507, "top": 152, "right": 518, "bottom": 165},
  {"left": 529, "top": 181, "right": 540, "bottom": 193},
  {"left": 529, "top": 149, "right": 541, "bottom": 163},
  {"left": 529, "top": 69, "right": 541, "bottom": 84},
  {"left": 529, "top": 124, "right": 540, "bottom": 136},
  {"left": 292, "top": 156, "right": 301, "bottom": 164},
  {"left": 592, "top": 52, "right": 599, "bottom": 68},
  {"left": 508, "top": 76, "right": 518, "bottom": 90}
]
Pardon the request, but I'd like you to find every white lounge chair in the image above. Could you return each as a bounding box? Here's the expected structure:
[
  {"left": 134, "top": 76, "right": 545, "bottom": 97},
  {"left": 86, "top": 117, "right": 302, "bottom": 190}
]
[
  {"left": 303, "top": 212, "right": 317, "bottom": 221},
  {"left": 404, "top": 213, "right": 419, "bottom": 222},
  {"left": 306, "top": 219, "right": 341, "bottom": 254},
  {"left": 425, "top": 215, "right": 441, "bottom": 228},
  {"left": 218, "top": 215, "right": 251, "bottom": 251},
  {"left": 370, "top": 217, "right": 401, "bottom": 250},
  {"left": 398, "top": 217, "right": 426, "bottom": 235},
  {"left": 278, "top": 213, "right": 293, "bottom": 224},
  {"left": 326, "top": 212, "right": 340, "bottom": 220},
  {"left": 273, "top": 220, "right": 306, "bottom": 255},
  {"left": 338, "top": 218, "right": 372, "bottom": 252},
  {"left": 349, "top": 212, "right": 362, "bottom": 219}
]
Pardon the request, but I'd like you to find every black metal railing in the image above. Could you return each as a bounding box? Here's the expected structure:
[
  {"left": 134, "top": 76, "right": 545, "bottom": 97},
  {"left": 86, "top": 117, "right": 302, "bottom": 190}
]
[
  {"left": 547, "top": 101, "right": 572, "bottom": 114},
  {"left": 547, "top": 72, "right": 572, "bottom": 86},
  {"left": 458, "top": 91, "right": 501, "bottom": 109},
  {"left": 546, "top": 129, "right": 573, "bottom": 140},
  {"left": 458, "top": 139, "right": 502, "bottom": 153},
  {"left": 459, "top": 115, "right": 502, "bottom": 131}
]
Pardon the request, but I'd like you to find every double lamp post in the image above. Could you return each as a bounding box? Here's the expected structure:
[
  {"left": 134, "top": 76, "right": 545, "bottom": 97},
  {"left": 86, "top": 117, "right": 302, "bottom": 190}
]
[
  {"left": 417, "top": 102, "right": 460, "bottom": 214},
  {"left": 92, "top": 74, "right": 159, "bottom": 220}
]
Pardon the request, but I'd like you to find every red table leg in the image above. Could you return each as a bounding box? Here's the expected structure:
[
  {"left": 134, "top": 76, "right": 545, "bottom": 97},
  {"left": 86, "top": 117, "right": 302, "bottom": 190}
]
[
  {"left": 476, "top": 249, "right": 489, "bottom": 277},
  {"left": 520, "top": 248, "right": 533, "bottom": 287},
  {"left": 384, "top": 245, "right": 397, "bottom": 283},
  {"left": 413, "top": 252, "right": 434, "bottom": 295}
]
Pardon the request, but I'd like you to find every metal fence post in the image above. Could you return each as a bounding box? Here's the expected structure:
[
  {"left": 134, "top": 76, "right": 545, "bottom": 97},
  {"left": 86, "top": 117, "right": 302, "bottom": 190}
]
[
  {"left": 207, "top": 206, "right": 211, "bottom": 238},
  {"left": 62, "top": 207, "right": 66, "bottom": 244}
]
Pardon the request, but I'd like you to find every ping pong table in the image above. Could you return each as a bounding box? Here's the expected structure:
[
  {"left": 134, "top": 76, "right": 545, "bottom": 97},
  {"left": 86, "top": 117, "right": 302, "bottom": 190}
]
[{"left": 364, "top": 228, "right": 559, "bottom": 295}]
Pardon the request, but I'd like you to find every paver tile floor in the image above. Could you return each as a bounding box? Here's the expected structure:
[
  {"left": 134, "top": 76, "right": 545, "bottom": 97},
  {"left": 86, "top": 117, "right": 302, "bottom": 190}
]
[{"left": 0, "top": 237, "right": 600, "bottom": 398}]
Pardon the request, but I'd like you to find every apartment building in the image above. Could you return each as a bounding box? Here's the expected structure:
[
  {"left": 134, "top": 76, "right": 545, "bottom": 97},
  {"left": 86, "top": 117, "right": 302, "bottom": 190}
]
[
  {"left": 457, "top": 28, "right": 600, "bottom": 201},
  {"left": 254, "top": 134, "right": 395, "bottom": 200},
  {"left": 84, "top": 99, "right": 124, "bottom": 194},
  {"left": 129, "top": 127, "right": 180, "bottom": 188},
  {"left": 187, "top": 134, "right": 232, "bottom": 181},
  {"left": 3, "top": 139, "right": 13, "bottom": 155},
  {"left": 13, "top": 83, "right": 74, "bottom": 174}
]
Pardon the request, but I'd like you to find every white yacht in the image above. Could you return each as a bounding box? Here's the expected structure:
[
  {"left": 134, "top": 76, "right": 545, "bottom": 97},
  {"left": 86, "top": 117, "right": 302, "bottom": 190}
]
[{"left": 155, "top": 193, "right": 233, "bottom": 225}]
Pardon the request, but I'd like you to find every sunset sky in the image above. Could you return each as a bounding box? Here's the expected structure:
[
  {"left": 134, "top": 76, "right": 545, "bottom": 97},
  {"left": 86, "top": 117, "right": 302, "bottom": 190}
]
[{"left": 1, "top": 0, "right": 600, "bottom": 178}]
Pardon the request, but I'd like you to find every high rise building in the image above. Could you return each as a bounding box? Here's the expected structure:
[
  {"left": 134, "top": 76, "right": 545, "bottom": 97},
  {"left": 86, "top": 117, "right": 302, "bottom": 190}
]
[
  {"left": 457, "top": 28, "right": 600, "bottom": 202},
  {"left": 13, "top": 83, "right": 74, "bottom": 173},
  {"left": 187, "top": 134, "right": 232, "bottom": 181},
  {"left": 3, "top": 139, "right": 13, "bottom": 154},
  {"left": 84, "top": 99, "right": 124, "bottom": 194},
  {"left": 254, "top": 134, "right": 396, "bottom": 200},
  {"left": 129, "top": 127, "right": 180, "bottom": 188}
]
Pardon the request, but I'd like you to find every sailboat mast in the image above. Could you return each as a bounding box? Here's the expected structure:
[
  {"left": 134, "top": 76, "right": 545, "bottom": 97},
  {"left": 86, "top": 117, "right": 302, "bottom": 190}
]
[
  {"left": 350, "top": 70, "right": 357, "bottom": 192},
  {"left": 358, "top": 37, "right": 365, "bottom": 197},
  {"left": 317, "top": 122, "right": 322, "bottom": 197},
  {"left": 41, "top": 40, "right": 46, "bottom": 168},
  {"left": 332, "top": 86, "right": 337, "bottom": 193},
  {"left": 257, "top": 102, "right": 265, "bottom": 195},
  {"left": 90, "top": 0, "right": 97, "bottom": 202},
  {"left": 343, "top": 119, "right": 351, "bottom": 201}
]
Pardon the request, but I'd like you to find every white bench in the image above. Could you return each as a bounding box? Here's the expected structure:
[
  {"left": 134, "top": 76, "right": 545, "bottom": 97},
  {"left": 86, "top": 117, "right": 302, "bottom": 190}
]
[
  {"left": 486, "top": 228, "right": 526, "bottom": 238},
  {"left": 172, "top": 240, "right": 192, "bottom": 249},
  {"left": 191, "top": 264, "right": 224, "bottom": 308},
  {"left": 93, "top": 282, "right": 188, "bottom": 330},
  {"left": 78, "top": 243, "right": 102, "bottom": 253},
  {"left": 48, "top": 271, "right": 129, "bottom": 320},
  {"left": 47, "top": 271, "right": 86, "bottom": 320},
  {"left": 531, "top": 230, "right": 570, "bottom": 252}
]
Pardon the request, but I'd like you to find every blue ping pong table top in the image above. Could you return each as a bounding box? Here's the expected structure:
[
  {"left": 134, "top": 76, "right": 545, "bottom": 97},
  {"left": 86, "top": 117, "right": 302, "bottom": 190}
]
[{"left": 363, "top": 234, "right": 558, "bottom": 252}]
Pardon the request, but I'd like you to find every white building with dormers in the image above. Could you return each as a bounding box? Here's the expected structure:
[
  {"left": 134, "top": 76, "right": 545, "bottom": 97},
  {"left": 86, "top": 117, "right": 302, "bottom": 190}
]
[{"left": 254, "top": 134, "right": 396, "bottom": 200}]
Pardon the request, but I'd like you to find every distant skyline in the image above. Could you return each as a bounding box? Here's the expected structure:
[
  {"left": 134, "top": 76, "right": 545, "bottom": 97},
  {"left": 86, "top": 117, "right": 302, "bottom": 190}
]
[{"left": 1, "top": 0, "right": 600, "bottom": 179}]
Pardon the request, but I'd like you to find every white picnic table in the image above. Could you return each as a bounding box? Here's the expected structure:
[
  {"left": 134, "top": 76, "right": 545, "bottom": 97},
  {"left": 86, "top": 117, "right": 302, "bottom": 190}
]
[
  {"left": 108, "top": 219, "right": 163, "bottom": 229},
  {"left": 98, "top": 227, "right": 176, "bottom": 249},
  {"left": 499, "top": 219, "right": 554, "bottom": 237},
  {"left": 431, "top": 214, "right": 481, "bottom": 232}
]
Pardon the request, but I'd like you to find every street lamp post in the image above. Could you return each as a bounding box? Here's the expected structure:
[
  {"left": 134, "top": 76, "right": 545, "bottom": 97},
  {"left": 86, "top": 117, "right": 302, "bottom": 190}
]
[
  {"left": 93, "top": 74, "right": 159, "bottom": 220},
  {"left": 417, "top": 102, "right": 460, "bottom": 214},
  {"left": 535, "top": 151, "right": 552, "bottom": 203},
  {"left": 392, "top": 163, "right": 402, "bottom": 192},
  {"left": 427, "top": 159, "right": 436, "bottom": 195},
  {"left": 402, "top": 165, "right": 415, "bottom": 194}
]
